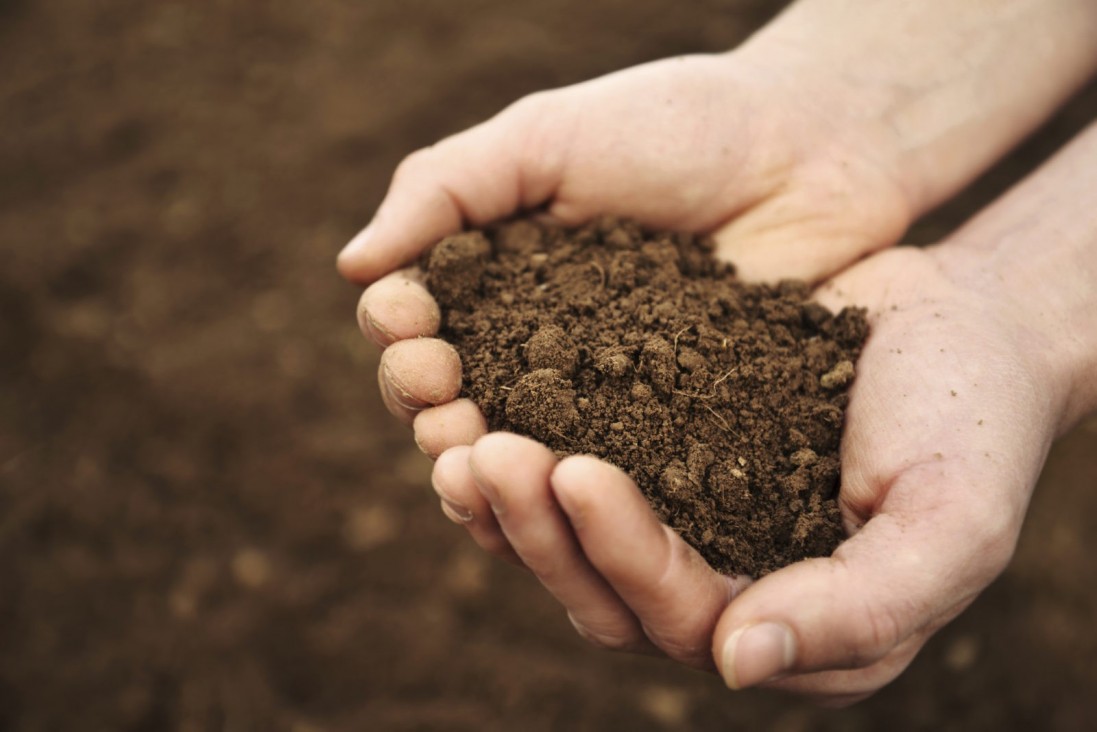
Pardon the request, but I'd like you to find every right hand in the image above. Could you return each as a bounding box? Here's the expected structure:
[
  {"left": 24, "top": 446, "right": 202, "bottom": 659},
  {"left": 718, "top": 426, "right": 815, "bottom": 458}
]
[
  {"left": 340, "top": 0, "right": 1097, "bottom": 450},
  {"left": 340, "top": 51, "right": 920, "bottom": 454},
  {"left": 413, "top": 120, "right": 1097, "bottom": 704}
]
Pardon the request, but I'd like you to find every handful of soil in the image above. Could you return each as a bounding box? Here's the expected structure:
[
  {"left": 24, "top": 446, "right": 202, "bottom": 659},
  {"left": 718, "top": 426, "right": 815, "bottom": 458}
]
[{"left": 424, "top": 217, "right": 867, "bottom": 576}]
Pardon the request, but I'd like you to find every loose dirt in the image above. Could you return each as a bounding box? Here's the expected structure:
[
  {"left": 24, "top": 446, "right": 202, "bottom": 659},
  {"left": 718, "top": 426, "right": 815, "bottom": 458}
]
[{"left": 427, "top": 218, "right": 868, "bottom": 576}]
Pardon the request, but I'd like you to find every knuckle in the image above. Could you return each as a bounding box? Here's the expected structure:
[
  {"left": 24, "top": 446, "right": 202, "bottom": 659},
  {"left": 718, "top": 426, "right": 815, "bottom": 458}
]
[
  {"left": 772, "top": 635, "right": 922, "bottom": 703},
  {"left": 968, "top": 503, "right": 1019, "bottom": 575},
  {"left": 642, "top": 627, "right": 709, "bottom": 667},
  {"left": 845, "top": 599, "right": 906, "bottom": 668},
  {"left": 392, "top": 148, "right": 433, "bottom": 185},
  {"left": 504, "top": 90, "right": 550, "bottom": 120},
  {"left": 943, "top": 491, "right": 1020, "bottom": 580},
  {"left": 498, "top": 90, "right": 566, "bottom": 166},
  {"left": 518, "top": 545, "right": 565, "bottom": 584},
  {"left": 569, "top": 616, "right": 640, "bottom": 653},
  {"left": 476, "top": 532, "right": 514, "bottom": 559}
]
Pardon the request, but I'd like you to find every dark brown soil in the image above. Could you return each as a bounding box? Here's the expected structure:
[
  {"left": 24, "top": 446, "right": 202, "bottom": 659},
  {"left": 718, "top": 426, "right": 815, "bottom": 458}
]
[
  {"left": 2, "top": 1, "right": 1097, "bottom": 730},
  {"left": 428, "top": 218, "right": 868, "bottom": 576}
]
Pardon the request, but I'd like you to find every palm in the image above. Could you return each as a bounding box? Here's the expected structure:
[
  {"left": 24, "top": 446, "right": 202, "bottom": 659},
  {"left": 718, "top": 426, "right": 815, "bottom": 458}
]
[
  {"left": 729, "top": 245, "right": 1056, "bottom": 700},
  {"left": 821, "top": 246, "right": 1054, "bottom": 537},
  {"left": 338, "top": 53, "right": 912, "bottom": 286},
  {"left": 517, "top": 55, "right": 910, "bottom": 282}
]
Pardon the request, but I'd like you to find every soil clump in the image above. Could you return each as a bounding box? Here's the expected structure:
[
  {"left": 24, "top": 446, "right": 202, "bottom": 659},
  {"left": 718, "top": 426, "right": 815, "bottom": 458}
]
[{"left": 426, "top": 217, "right": 868, "bottom": 576}]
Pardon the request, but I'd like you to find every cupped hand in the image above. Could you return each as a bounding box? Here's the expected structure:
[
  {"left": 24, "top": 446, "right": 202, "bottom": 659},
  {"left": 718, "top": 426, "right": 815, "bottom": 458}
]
[
  {"left": 426, "top": 118, "right": 1097, "bottom": 703},
  {"left": 343, "top": 0, "right": 1097, "bottom": 446},
  {"left": 338, "top": 6, "right": 1097, "bottom": 706},
  {"left": 342, "top": 52, "right": 917, "bottom": 448},
  {"left": 429, "top": 239, "right": 1067, "bottom": 705}
]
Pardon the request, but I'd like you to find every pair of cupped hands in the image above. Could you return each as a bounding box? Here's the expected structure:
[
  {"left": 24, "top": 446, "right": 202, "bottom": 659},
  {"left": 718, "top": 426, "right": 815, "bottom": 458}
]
[{"left": 337, "top": 46, "right": 1096, "bottom": 704}]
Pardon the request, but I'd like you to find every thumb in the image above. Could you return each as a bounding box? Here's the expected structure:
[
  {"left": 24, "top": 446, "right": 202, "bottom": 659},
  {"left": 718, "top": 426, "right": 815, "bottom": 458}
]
[
  {"left": 336, "top": 95, "right": 566, "bottom": 284},
  {"left": 712, "top": 186, "right": 907, "bottom": 285},
  {"left": 712, "top": 466, "right": 1017, "bottom": 690}
]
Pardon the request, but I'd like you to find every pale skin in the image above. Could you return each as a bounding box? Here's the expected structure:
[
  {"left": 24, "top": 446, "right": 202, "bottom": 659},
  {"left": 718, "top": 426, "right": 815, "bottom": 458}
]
[{"left": 338, "top": 0, "right": 1097, "bottom": 705}]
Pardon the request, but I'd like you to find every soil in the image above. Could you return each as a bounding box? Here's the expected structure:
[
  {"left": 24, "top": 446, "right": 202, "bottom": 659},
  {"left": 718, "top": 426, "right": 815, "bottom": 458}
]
[
  {"left": 2, "top": 1, "right": 1096, "bottom": 731},
  {"left": 428, "top": 219, "right": 868, "bottom": 576}
]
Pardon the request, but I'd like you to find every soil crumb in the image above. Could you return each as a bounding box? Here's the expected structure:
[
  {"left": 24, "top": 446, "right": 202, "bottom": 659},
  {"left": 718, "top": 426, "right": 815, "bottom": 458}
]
[{"left": 425, "top": 217, "right": 868, "bottom": 576}]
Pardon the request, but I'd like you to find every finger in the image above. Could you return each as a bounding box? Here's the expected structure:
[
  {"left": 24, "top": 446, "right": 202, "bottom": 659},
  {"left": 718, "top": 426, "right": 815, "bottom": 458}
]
[
  {"left": 377, "top": 338, "right": 462, "bottom": 425},
  {"left": 809, "top": 245, "right": 1004, "bottom": 531},
  {"left": 432, "top": 446, "right": 520, "bottom": 565},
  {"left": 413, "top": 399, "right": 488, "bottom": 459},
  {"left": 469, "top": 434, "right": 653, "bottom": 653},
  {"left": 713, "top": 464, "right": 1014, "bottom": 691},
  {"left": 758, "top": 631, "right": 928, "bottom": 707},
  {"left": 337, "top": 97, "right": 565, "bottom": 284},
  {"left": 357, "top": 268, "right": 440, "bottom": 347},
  {"left": 713, "top": 183, "right": 906, "bottom": 284},
  {"left": 550, "top": 456, "right": 749, "bottom": 669}
]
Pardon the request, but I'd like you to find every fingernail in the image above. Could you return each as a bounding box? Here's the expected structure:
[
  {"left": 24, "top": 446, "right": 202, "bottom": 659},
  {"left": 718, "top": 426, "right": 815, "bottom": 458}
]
[
  {"left": 721, "top": 622, "right": 796, "bottom": 690},
  {"left": 431, "top": 473, "right": 474, "bottom": 522},
  {"left": 339, "top": 224, "right": 374, "bottom": 262},
  {"left": 439, "top": 497, "right": 473, "bottom": 523},
  {"left": 362, "top": 309, "right": 396, "bottom": 347},
  {"left": 382, "top": 368, "right": 428, "bottom": 412},
  {"left": 468, "top": 462, "right": 503, "bottom": 514}
]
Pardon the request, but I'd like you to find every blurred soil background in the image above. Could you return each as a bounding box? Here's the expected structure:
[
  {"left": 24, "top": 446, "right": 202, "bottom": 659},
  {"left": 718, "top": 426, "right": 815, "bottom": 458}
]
[{"left": 1, "top": 1, "right": 1095, "bottom": 730}]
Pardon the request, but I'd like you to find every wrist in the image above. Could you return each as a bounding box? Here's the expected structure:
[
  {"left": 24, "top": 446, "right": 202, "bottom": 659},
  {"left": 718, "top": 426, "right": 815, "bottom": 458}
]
[
  {"left": 931, "top": 123, "right": 1097, "bottom": 434},
  {"left": 939, "top": 248, "right": 1097, "bottom": 437},
  {"left": 739, "top": 0, "right": 1097, "bottom": 216}
]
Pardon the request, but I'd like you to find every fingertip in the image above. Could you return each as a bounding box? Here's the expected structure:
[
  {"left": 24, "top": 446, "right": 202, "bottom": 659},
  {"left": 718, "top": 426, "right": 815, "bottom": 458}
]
[
  {"left": 712, "top": 556, "right": 836, "bottom": 681},
  {"left": 344, "top": 107, "right": 547, "bottom": 286},
  {"left": 358, "top": 272, "right": 441, "bottom": 347},
  {"left": 413, "top": 399, "right": 488, "bottom": 459},
  {"left": 711, "top": 516, "right": 922, "bottom": 686},
  {"left": 553, "top": 454, "right": 737, "bottom": 668},
  {"left": 465, "top": 434, "right": 651, "bottom": 642},
  {"left": 433, "top": 443, "right": 472, "bottom": 479},
  {"left": 551, "top": 455, "right": 630, "bottom": 519},
  {"left": 714, "top": 469, "right": 1013, "bottom": 688},
  {"left": 469, "top": 432, "right": 552, "bottom": 466},
  {"left": 339, "top": 92, "right": 567, "bottom": 286},
  {"left": 719, "top": 621, "right": 798, "bottom": 690},
  {"left": 468, "top": 432, "right": 558, "bottom": 511},
  {"left": 432, "top": 445, "right": 476, "bottom": 521},
  {"left": 358, "top": 299, "right": 398, "bottom": 347},
  {"left": 432, "top": 446, "right": 520, "bottom": 563},
  {"left": 337, "top": 224, "right": 379, "bottom": 283},
  {"left": 381, "top": 338, "right": 462, "bottom": 405},
  {"left": 552, "top": 453, "right": 614, "bottom": 486}
]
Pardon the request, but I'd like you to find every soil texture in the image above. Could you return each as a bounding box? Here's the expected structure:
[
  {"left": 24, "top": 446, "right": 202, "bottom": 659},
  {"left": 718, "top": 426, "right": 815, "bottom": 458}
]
[{"left": 428, "top": 218, "right": 866, "bottom": 576}]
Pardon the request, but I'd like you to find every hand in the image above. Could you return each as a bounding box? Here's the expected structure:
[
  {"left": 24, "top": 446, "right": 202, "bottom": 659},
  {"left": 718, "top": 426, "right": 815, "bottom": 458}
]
[
  {"left": 426, "top": 121, "right": 1097, "bottom": 705},
  {"left": 336, "top": 1, "right": 1097, "bottom": 705},
  {"left": 345, "top": 49, "right": 916, "bottom": 453},
  {"left": 343, "top": 43, "right": 925, "bottom": 458},
  {"left": 426, "top": 246, "right": 1051, "bottom": 705},
  {"left": 339, "top": 0, "right": 1097, "bottom": 456}
]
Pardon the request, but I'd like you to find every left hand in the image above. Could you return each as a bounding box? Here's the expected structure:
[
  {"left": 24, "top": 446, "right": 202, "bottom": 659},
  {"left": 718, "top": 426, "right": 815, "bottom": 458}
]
[{"left": 428, "top": 203, "right": 1092, "bottom": 704}]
